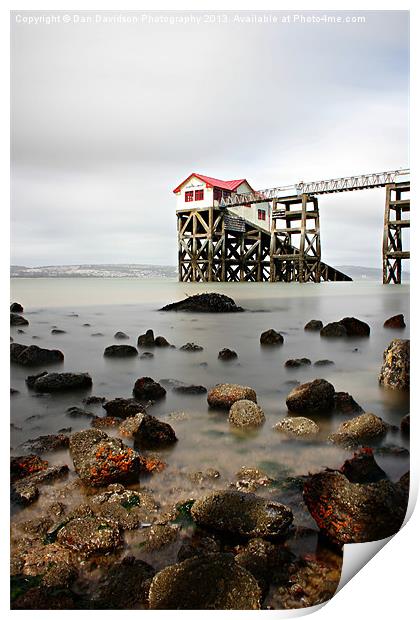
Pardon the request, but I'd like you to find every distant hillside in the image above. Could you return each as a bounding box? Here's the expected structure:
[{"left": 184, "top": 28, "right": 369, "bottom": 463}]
[
  {"left": 335, "top": 265, "right": 410, "bottom": 282},
  {"left": 10, "top": 264, "right": 178, "bottom": 279}
]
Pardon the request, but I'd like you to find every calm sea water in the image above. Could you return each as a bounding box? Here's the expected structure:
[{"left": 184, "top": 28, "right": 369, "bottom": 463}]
[{"left": 10, "top": 278, "right": 409, "bottom": 534}]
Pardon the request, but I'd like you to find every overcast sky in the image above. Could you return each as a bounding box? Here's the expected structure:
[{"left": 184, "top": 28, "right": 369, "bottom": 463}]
[{"left": 11, "top": 10, "right": 409, "bottom": 268}]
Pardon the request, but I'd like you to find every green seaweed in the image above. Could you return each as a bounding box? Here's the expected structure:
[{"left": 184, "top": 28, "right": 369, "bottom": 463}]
[
  {"left": 121, "top": 495, "right": 141, "bottom": 511},
  {"left": 172, "top": 499, "right": 196, "bottom": 528}
]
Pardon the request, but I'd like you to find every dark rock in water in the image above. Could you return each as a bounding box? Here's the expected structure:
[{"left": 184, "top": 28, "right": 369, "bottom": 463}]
[
  {"left": 91, "top": 416, "right": 121, "bottom": 429},
  {"left": 320, "top": 322, "right": 347, "bottom": 338},
  {"left": 10, "top": 302, "right": 24, "bottom": 313},
  {"left": 69, "top": 429, "right": 141, "bottom": 486},
  {"left": 154, "top": 335, "right": 171, "bottom": 347},
  {"left": 340, "top": 448, "right": 387, "bottom": 483},
  {"left": 384, "top": 314, "right": 406, "bottom": 329},
  {"left": 11, "top": 343, "right": 64, "bottom": 367},
  {"left": 11, "top": 465, "right": 69, "bottom": 505},
  {"left": 179, "top": 342, "right": 204, "bottom": 352},
  {"left": 304, "top": 320, "right": 323, "bottom": 331},
  {"left": 31, "top": 372, "right": 92, "bottom": 392},
  {"left": 95, "top": 556, "right": 155, "bottom": 609},
  {"left": 191, "top": 490, "right": 293, "bottom": 539},
  {"left": 137, "top": 329, "right": 155, "bottom": 347},
  {"left": 83, "top": 395, "right": 106, "bottom": 405},
  {"left": 10, "top": 454, "right": 48, "bottom": 482},
  {"left": 379, "top": 339, "right": 410, "bottom": 390},
  {"left": 274, "top": 416, "right": 319, "bottom": 437},
  {"left": 173, "top": 384, "right": 207, "bottom": 395},
  {"left": 91, "top": 332, "right": 104, "bottom": 337},
  {"left": 140, "top": 351, "right": 154, "bottom": 359},
  {"left": 56, "top": 515, "right": 122, "bottom": 555},
  {"left": 11, "top": 313, "right": 29, "bottom": 326},
  {"left": 329, "top": 413, "right": 389, "bottom": 447},
  {"left": 374, "top": 444, "right": 409, "bottom": 457},
  {"left": 148, "top": 553, "right": 261, "bottom": 609},
  {"left": 284, "top": 358, "right": 311, "bottom": 368},
  {"left": 260, "top": 329, "right": 284, "bottom": 345},
  {"left": 218, "top": 348, "right": 238, "bottom": 361},
  {"left": 133, "top": 414, "right": 177, "bottom": 449},
  {"left": 103, "top": 397, "right": 146, "bottom": 418},
  {"left": 339, "top": 316, "right": 370, "bottom": 337},
  {"left": 25, "top": 371, "right": 48, "bottom": 388},
  {"left": 133, "top": 377, "right": 166, "bottom": 400},
  {"left": 17, "top": 329, "right": 25, "bottom": 334},
  {"left": 228, "top": 400, "right": 265, "bottom": 428},
  {"left": 160, "top": 293, "right": 244, "bottom": 313},
  {"left": 114, "top": 331, "right": 129, "bottom": 339},
  {"left": 333, "top": 392, "right": 364, "bottom": 414},
  {"left": 66, "top": 406, "right": 95, "bottom": 418},
  {"left": 208, "top": 384, "right": 257, "bottom": 409},
  {"left": 103, "top": 344, "right": 138, "bottom": 358},
  {"left": 21, "top": 434, "right": 70, "bottom": 454},
  {"left": 314, "top": 359, "right": 334, "bottom": 367},
  {"left": 401, "top": 414, "right": 410, "bottom": 436},
  {"left": 286, "top": 379, "right": 335, "bottom": 414},
  {"left": 10, "top": 387, "right": 19, "bottom": 395},
  {"left": 51, "top": 329, "right": 66, "bottom": 335},
  {"left": 303, "top": 471, "right": 408, "bottom": 545},
  {"left": 82, "top": 323, "right": 91, "bottom": 327}
]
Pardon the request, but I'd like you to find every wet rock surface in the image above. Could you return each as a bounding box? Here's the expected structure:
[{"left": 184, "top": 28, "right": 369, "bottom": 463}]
[
  {"left": 384, "top": 314, "right": 406, "bottom": 329},
  {"left": 103, "top": 397, "right": 146, "bottom": 419},
  {"left": 20, "top": 434, "right": 70, "bottom": 453},
  {"left": 11, "top": 313, "right": 29, "bottom": 326},
  {"left": 179, "top": 342, "right": 203, "bottom": 352},
  {"left": 228, "top": 400, "right": 265, "bottom": 428},
  {"left": 173, "top": 384, "right": 207, "bottom": 394},
  {"left": 285, "top": 358, "right": 311, "bottom": 368},
  {"left": 137, "top": 329, "right": 155, "bottom": 347},
  {"left": 56, "top": 515, "right": 122, "bottom": 555},
  {"left": 103, "top": 345, "right": 138, "bottom": 357},
  {"left": 208, "top": 384, "right": 257, "bottom": 409},
  {"left": 11, "top": 454, "right": 48, "bottom": 482},
  {"left": 11, "top": 465, "right": 69, "bottom": 505},
  {"left": 191, "top": 490, "right": 293, "bottom": 539},
  {"left": 274, "top": 417, "right": 319, "bottom": 437},
  {"left": 320, "top": 322, "right": 347, "bottom": 338},
  {"left": 333, "top": 392, "right": 364, "bottom": 414},
  {"left": 339, "top": 448, "right": 387, "bottom": 483},
  {"left": 69, "top": 429, "right": 141, "bottom": 486},
  {"left": 329, "top": 413, "right": 389, "bottom": 447},
  {"left": 303, "top": 471, "right": 408, "bottom": 545},
  {"left": 95, "top": 556, "right": 155, "bottom": 609},
  {"left": 11, "top": 343, "right": 64, "bottom": 366},
  {"left": 133, "top": 377, "right": 166, "bottom": 400},
  {"left": 149, "top": 553, "right": 261, "bottom": 609},
  {"left": 160, "top": 292, "right": 244, "bottom": 313},
  {"left": 133, "top": 414, "right": 177, "bottom": 449},
  {"left": 379, "top": 338, "right": 410, "bottom": 390},
  {"left": 154, "top": 335, "right": 171, "bottom": 347},
  {"left": 286, "top": 379, "right": 335, "bottom": 414},
  {"left": 113, "top": 331, "right": 129, "bottom": 339},
  {"left": 260, "top": 329, "right": 284, "bottom": 345},
  {"left": 30, "top": 372, "right": 92, "bottom": 392},
  {"left": 304, "top": 320, "right": 323, "bottom": 331},
  {"left": 11, "top": 302, "right": 24, "bottom": 313},
  {"left": 338, "top": 317, "right": 370, "bottom": 337},
  {"left": 218, "top": 348, "right": 238, "bottom": 361}
]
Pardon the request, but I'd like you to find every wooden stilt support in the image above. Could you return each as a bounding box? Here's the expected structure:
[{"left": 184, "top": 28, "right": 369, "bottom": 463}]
[{"left": 383, "top": 181, "right": 410, "bottom": 284}]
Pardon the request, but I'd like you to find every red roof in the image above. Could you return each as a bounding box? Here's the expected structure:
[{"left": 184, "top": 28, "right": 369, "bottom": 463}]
[{"left": 173, "top": 173, "right": 251, "bottom": 194}]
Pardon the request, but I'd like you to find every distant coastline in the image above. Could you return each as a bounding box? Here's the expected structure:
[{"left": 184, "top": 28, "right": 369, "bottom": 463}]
[{"left": 10, "top": 263, "right": 409, "bottom": 281}]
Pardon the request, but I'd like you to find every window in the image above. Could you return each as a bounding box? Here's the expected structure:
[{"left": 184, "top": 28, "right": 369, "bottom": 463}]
[
  {"left": 258, "top": 209, "right": 266, "bottom": 221},
  {"left": 213, "top": 188, "right": 222, "bottom": 202},
  {"left": 195, "top": 189, "right": 204, "bottom": 201},
  {"left": 185, "top": 191, "right": 194, "bottom": 202}
]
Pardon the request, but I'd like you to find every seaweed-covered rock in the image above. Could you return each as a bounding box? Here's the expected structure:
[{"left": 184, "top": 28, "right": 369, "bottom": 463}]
[
  {"left": 339, "top": 448, "right": 387, "bottom": 483},
  {"left": 286, "top": 379, "right": 335, "bottom": 414},
  {"left": 11, "top": 313, "right": 29, "bottom": 326},
  {"left": 384, "top": 314, "right": 406, "bottom": 329},
  {"left": 379, "top": 339, "right": 410, "bottom": 390},
  {"left": 56, "top": 515, "right": 122, "bottom": 555},
  {"left": 274, "top": 416, "right": 319, "bottom": 437},
  {"left": 260, "top": 329, "right": 284, "bottom": 345},
  {"left": 10, "top": 302, "right": 24, "bottom": 313},
  {"left": 333, "top": 392, "right": 364, "bottom": 414},
  {"left": 208, "top": 384, "right": 257, "bottom": 409},
  {"left": 401, "top": 414, "right": 410, "bottom": 436},
  {"left": 95, "top": 556, "right": 155, "bottom": 609},
  {"left": 329, "top": 413, "right": 389, "bottom": 447},
  {"left": 114, "top": 331, "right": 129, "bottom": 339},
  {"left": 339, "top": 317, "right": 370, "bottom": 337},
  {"left": 133, "top": 377, "right": 166, "bottom": 400},
  {"left": 304, "top": 320, "right": 323, "bottom": 331},
  {"left": 148, "top": 553, "right": 261, "bottom": 609},
  {"left": 137, "top": 329, "right": 155, "bottom": 347},
  {"left": 31, "top": 372, "right": 92, "bottom": 393},
  {"left": 161, "top": 293, "right": 244, "bottom": 313},
  {"left": 179, "top": 342, "right": 204, "bottom": 352},
  {"left": 284, "top": 358, "right": 311, "bottom": 368},
  {"left": 69, "top": 429, "right": 141, "bottom": 486},
  {"left": 103, "top": 397, "right": 146, "bottom": 419},
  {"left": 89, "top": 484, "right": 158, "bottom": 529},
  {"left": 103, "top": 345, "right": 138, "bottom": 358},
  {"left": 133, "top": 414, "right": 177, "bottom": 449},
  {"left": 228, "top": 400, "right": 265, "bottom": 428},
  {"left": 21, "top": 543, "right": 76, "bottom": 589},
  {"left": 11, "top": 343, "right": 64, "bottom": 367},
  {"left": 320, "top": 322, "right": 347, "bottom": 338},
  {"left": 10, "top": 454, "right": 48, "bottom": 482},
  {"left": 191, "top": 490, "right": 293, "bottom": 539},
  {"left": 218, "top": 348, "right": 238, "bottom": 361},
  {"left": 303, "top": 471, "right": 408, "bottom": 545}
]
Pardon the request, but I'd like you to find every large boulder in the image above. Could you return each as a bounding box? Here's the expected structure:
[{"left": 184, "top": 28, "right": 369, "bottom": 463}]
[
  {"left": 160, "top": 293, "right": 244, "bottom": 313},
  {"left": 379, "top": 339, "right": 410, "bottom": 390},
  {"left": 286, "top": 379, "right": 335, "bottom": 414},
  {"left": 320, "top": 322, "right": 347, "bottom": 338},
  {"left": 11, "top": 313, "right": 29, "bottom": 326},
  {"left": 103, "top": 398, "right": 146, "bottom": 419},
  {"left": 384, "top": 314, "right": 406, "bottom": 329},
  {"left": 304, "top": 320, "right": 323, "bottom": 331},
  {"left": 260, "top": 329, "right": 284, "bottom": 345},
  {"left": 329, "top": 413, "right": 389, "bottom": 447},
  {"left": 31, "top": 372, "right": 92, "bottom": 392},
  {"left": 191, "top": 490, "right": 293, "bottom": 538},
  {"left": 303, "top": 471, "right": 408, "bottom": 545},
  {"left": 274, "top": 416, "right": 319, "bottom": 437},
  {"left": 137, "top": 329, "right": 155, "bottom": 347},
  {"left": 228, "top": 400, "right": 265, "bottom": 428},
  {"left": 133, "top": 377, "right": 166, "bottom": 400},
  {"left": 56, "top": 515, "right": 122, "bottom": 555},
  {"left": 10, "top": 302, "right": 24, "bottom": 313},
  {"left": 11, "top": 343, "right": 64, "bottom": 367},
  {"left": 69, "top": 429, "right": 141, "bottom": 486},
  {"left": 132, "top": 414, "right": 177, "bottom": 449},
  {"left": 339, "top": 317, "right": 370, "bottom": 337},
  {"left": 148, "top": 553, "right": 261, "bottom": 610},
  {"left": 103, "top": 345, "right": 138, "bottom": 358},
  {"left": 218, "top": 348, "right": 238, "bottom": 361},
  {"left": 208, "top": 384, "right": 257, "bottom": 409}
]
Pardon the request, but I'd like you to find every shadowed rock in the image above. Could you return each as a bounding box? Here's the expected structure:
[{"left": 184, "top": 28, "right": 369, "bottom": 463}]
[
  {"left": 218, "top": 348, "right": 238, "bottom": 361},
  {"left": 133, "top": 377, "right": 166, "bottom": 400},
  {"left": 11, "top": 313, "right": 29, "bottom": 326},
  {"left": 132, "top": 414, "right": 177, "bottom": 449},
  {"left": 286, "top": 379, "right": 335, "bottom": 414},
  {"left": 11, "top": 343, "right": 64, "bottom": 367},
  {"left": 179, "top": 342, "right": 203, "bottom": 352},
  {"left": 339, "top": 448, "right": 387, "bottom": 483},
  {"left": 284, "top": 358, "right": 311, "bottom": 368},
  {"left": 260, "top": 329, "right": 284, "bottom": 345},
  {"left": 304, "top": 320, "right": 323, "bottom": 331},
  {"left": 384, "top": 314, "right": 406, "bottom": 329},
  {"left": 137, "top": 329, "right": 155, "bottom": 347},
  {"left": 103, "top": 345, "right": 138, "bottom": 358},
  {"left": 10, "top": 302, "right": 24, "bottom": 313},
  {"left": 401, "top": 414, "right": 410, "bottom": 435},
  {"left": 95, "top": 557, "right": 155, "bottom": 609},
  {"left": 114, "top": 331, "right": 129, "bottom": 339},
  {"left": 103, "top": 398, "right": 146, "bottom": 419},
  {"left": 339, "top": 317, "right": 370, "bottom": 337},
  {"left": 333, "top": 392, "right": 364, "bottom": 414},
  {"left": 160, "top": 293, "right": 244, "bottom": 313},
  {"left": 31, "top": 372, "right": 92, "bottom": 392},
  {"left": 320, "top": 322, "right": 347, "bottom": 338}
]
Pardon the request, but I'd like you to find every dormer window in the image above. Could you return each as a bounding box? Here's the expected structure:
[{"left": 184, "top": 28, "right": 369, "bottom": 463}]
[
  {"left": 195, "top": 189, "right": 204, "bottom": 201},
  {"left": 185, "top": 191, "right": 194, "bottom": 202}
]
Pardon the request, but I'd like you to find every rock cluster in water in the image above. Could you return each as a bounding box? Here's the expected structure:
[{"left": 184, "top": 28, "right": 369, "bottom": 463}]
[{"left": 160, "top": 293, "right": 244, "bottom": 313}]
